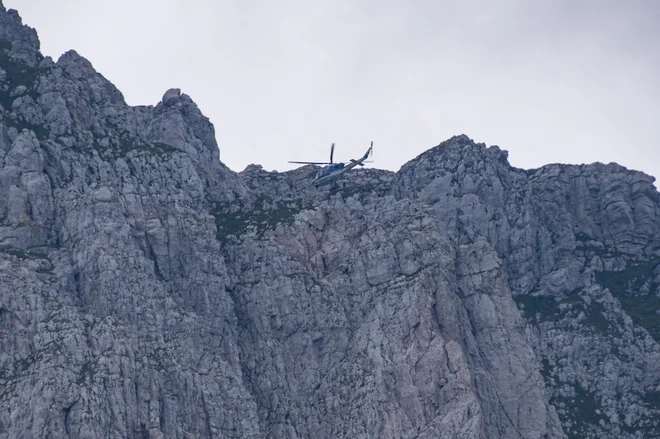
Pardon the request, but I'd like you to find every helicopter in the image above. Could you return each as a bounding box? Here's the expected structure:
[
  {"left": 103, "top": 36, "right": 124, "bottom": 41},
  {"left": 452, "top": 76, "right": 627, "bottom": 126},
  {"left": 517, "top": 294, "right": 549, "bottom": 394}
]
[{"left": 289, "top": 141, "right": 373, "bottom": 186}]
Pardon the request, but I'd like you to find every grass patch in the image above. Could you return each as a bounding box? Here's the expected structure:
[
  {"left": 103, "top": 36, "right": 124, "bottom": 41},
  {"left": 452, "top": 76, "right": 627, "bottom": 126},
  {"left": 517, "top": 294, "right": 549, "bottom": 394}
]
[
  {"left": 618, "top": 390, "right": 660, "bottom": 435},
  {"left": 150, "top": 142, "right": 178, "bottom": 153},
  {"left": 5, "top": 248, "right": 48, "bottom": 259},
  {"left": 643, "top": 390, "right": 660, "bottom": 410},
  {"left": 94, "top": 122, "right": 178, "bottom": 156},
  {"left": 76, "top": 357, "right": 99, "bottom": 385},
  {"left": 332, "top": 183, "right": 378, "bottom": 199},
  {"left": 0, "top": 39, "right": 51, "bottom": 140},
  {"left": 213, "top": 209, "right": 252, "bottom": 238},
  {"left": 212, "top": 196, "right": 312, "bottom": 241},
  {"left": 595, "top": 260, "right": 658, "bottom": 295},
  {"left": 540, "top": 358, "right": 554, "bottom": 387},
  {"left": 574, "top": 232, "right": 593, "bottom": 242},
  {"left": 117, "top": 138, "right": 177, "bottom": 155},
  {"left": 0, "top": 339, "right": 64, "bottom": 385},
  {"left": 0, "top": 39, "right": 42, "bottom": 90},
  {"left": 580, "top": 300, "right": 611, "bottom": 334},
  {"left": 552, "top": 384, "right": 607, "bottom": 439},
  {"left": 1, "top": 116, "right": 50, "bottom": 140},
  {"left": 515, "top": 290, "right": 613, "bottom": 334},
  {"left": 616, "top": 294, "right": 660, "bottom": 341},
  {"left": 514, "top": 294, "right": 560, "bottom": 323},
  {"left": 595, "top": 258, "right": 660, "bottom": 342}
]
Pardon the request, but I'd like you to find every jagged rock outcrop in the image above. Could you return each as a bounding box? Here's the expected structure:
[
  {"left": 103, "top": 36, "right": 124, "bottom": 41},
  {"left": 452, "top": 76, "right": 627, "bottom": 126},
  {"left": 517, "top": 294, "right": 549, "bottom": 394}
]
[{"left": 1, "top": 3, "right": 659, "bottom": 438}]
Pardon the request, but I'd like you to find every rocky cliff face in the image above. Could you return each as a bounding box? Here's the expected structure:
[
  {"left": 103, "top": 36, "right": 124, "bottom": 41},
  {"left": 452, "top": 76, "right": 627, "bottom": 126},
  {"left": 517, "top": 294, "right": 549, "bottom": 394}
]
[{"left": 1, "top": 3, "right": 659, "bottom": 439}]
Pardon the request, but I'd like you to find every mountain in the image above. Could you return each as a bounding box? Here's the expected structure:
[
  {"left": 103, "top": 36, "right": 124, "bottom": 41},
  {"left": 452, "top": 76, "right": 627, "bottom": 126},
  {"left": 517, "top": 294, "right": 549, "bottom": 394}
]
[{"left": 1, "top": 3, "right": 659, "bottom": 438}]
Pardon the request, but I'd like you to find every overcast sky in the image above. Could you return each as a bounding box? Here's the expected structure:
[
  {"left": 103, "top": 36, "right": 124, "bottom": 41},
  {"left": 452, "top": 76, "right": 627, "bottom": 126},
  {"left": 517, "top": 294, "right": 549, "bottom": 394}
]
[{"left": 5, "top": 0, "right": 660, "bottom": 181}]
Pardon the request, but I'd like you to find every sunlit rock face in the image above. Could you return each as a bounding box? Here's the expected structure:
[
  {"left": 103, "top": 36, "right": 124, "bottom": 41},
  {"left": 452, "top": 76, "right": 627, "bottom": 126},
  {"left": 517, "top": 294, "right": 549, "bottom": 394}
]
[{"left": 1, "top": 3, "right": 660, "bottom": 438}]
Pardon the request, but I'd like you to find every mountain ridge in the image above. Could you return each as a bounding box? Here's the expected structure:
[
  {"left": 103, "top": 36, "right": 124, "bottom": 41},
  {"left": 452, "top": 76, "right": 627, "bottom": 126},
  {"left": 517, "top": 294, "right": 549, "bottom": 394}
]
[{"left": 1, "top": 3, "right": 660, "bottom": 439}]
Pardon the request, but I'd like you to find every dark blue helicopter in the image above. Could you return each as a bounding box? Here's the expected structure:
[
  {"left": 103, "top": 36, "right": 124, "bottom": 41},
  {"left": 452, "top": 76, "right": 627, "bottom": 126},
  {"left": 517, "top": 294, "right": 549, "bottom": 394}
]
[{"left": 289, "top": 142, "right": 373, "bottom": 186}]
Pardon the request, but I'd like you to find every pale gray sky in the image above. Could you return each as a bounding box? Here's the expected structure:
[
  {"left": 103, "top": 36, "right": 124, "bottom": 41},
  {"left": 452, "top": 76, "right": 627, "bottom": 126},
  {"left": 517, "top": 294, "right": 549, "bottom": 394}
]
[{"left": 5, "top": 0, "right": 660, "bottom": 180}]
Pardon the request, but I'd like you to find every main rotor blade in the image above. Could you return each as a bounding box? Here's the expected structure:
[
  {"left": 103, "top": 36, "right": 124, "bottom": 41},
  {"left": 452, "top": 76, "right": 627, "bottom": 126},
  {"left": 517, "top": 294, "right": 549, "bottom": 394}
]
[{"left": 288, "top": 161, "right": 332, "bottom": 165}]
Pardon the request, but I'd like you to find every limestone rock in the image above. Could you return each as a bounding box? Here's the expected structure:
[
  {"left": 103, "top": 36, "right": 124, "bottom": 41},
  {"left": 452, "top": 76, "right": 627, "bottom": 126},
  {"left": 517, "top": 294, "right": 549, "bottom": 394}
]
[{"left": 2, "top": 3, "right": 660, "bottom": 439}]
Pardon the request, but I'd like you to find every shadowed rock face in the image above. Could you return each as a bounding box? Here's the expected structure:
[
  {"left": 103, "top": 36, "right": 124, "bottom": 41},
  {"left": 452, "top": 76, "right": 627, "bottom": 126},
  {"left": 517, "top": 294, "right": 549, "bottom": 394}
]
[{"left": 1, "top": 4, "right": 659, "bottom": 439}]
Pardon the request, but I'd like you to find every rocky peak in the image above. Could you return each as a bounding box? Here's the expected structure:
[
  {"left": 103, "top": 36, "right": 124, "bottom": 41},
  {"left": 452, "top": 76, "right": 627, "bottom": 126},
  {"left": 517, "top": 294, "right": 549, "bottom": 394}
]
[
  {"left": 54, "top": 49, "right": 125, "bottom": 105},
  {"left": 148, "top": 88, "right": 219, "bottom": 159},
  {"left": 0, "top": 1, "right": 41, "bottom": 66},
  {"left": 0, "top": 2, "right": 242, "bottom": 199},
  {"left": 2, "top": 3, "right": 660, "bottom": 439},
  {"left": 392, "top": 134, "right": 519, "bottom": 211}
]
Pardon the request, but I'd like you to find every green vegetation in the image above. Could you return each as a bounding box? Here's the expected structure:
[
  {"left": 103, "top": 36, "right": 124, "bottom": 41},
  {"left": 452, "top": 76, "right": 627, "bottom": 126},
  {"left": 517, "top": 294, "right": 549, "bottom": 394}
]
[
  {"left": 150, "top": 142, "right": 178, "bottom": 153},
  {"left": 519, "top": 249, "right": 660, "bottom": 437},
  {"left": 0, "top": 38, "right": 51, "bottom": 140},
  {"left": 514, "top": 294, "right": 561, "bottom": 323},
  {"left": 2, "top": 116, "right": 50, "bottom": 140},
  {"left": 574, "top": 232, "right": 593, "bottom": 242},
  {"left": 580, "top": 299, "right": 612, "bottom": 334},
  {"left": 116, "top": 138, "right": 177, "bottom": 155},
  {"left": 76, "top": 357, "right": 99, "bottom": 385},
  {"left": 540, "top": 362, "right": 610, "bottom": 439},
  {"left": 643, "top": 390, "right": 660, "bottom": 410},
  {"left": 532, "top": 257, "right": 660, "bottom": 438},
  {"left": 5, "top": 248, "right": 48, "bottom": 260},
  {"left": 573, "top": 233, "right": 630, "bottom": 259},
  {"left": 332, "top": 183, "right": 378, "bottom": 199},
  {"left": 0, "top": 39, "right": 178, "bottom": 152},
  {"left": 94, "top": 121, "right": 177, "bottom": 156},
  {"left": 595, "top": 258, "right": 660, "bottom": 342},
  {"left": 617, "top": 390, "right": 660, "bottom": 436},
  {"left": 514, "top": 289, "right": 610, "bottom": 331},
  {"left": 0, "top": 339, "right": 64, "bottom": 398},
  {"left": 0, "top": 39, "right": 42, "bottom": 90},
  {"left": 595, "top": 259, "right": 658, "bottom": 295},
  {"left": 541, "top": 359, "right": 552, "bottom": 384},
  {"left": 212, "top": 196, "right": 312, "bottom": 240},
  {"left": 617, "top": 294, "right": 660, "bottom": 341},
  {"left": 552, "top": 384, "right": 607, "bottom": 439}
]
